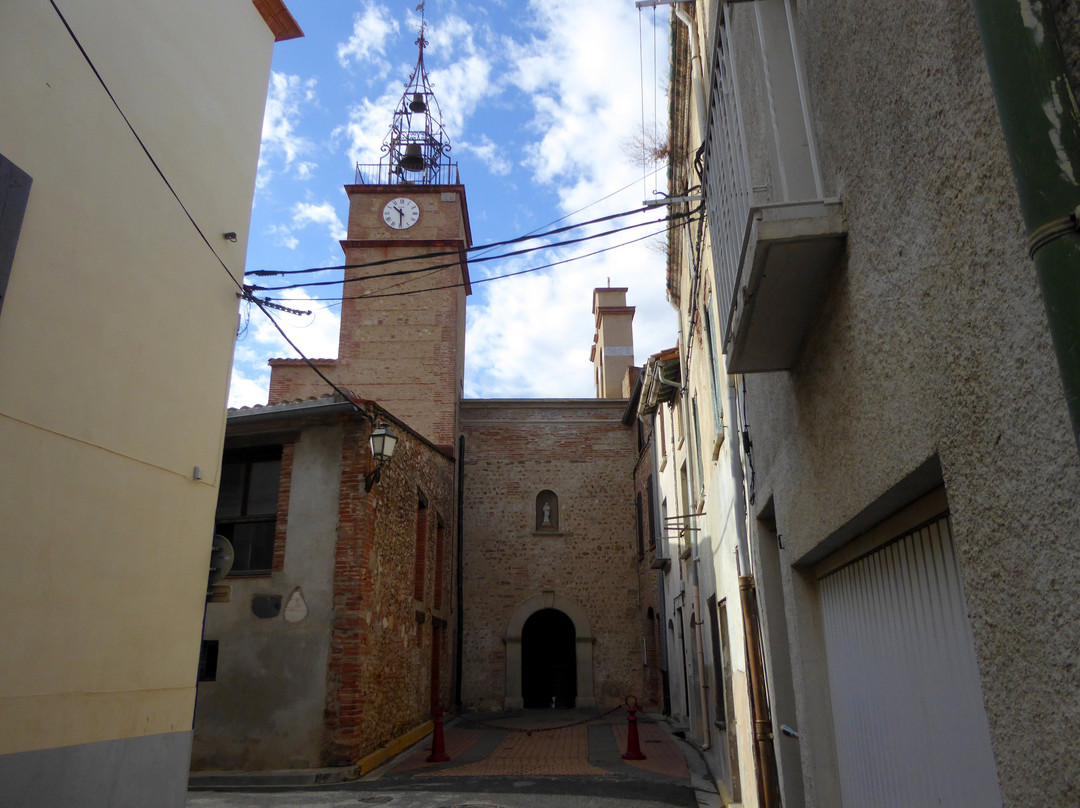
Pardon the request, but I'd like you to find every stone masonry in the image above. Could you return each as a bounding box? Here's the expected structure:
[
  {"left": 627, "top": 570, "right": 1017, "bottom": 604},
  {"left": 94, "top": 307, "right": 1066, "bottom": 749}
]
[{"left": 459, "top": 399, "right": 647, "bottom": 712}]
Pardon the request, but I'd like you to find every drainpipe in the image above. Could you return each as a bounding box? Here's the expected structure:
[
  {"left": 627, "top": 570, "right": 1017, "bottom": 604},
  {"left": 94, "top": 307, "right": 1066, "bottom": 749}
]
[
  {"left": 454, "top": 434, "right": 466, "bottom": 708},
  {"left": 674, "top": 5, "right": 708, "bottom": 140},
  {"left": 691, "top": 562, "right": 712, "bottom": 750},
  {"left": 740, "top": 574, "right": 782, "bottom": 808},
  {"left": 971, "top": 0, "right": 1080, "bottom": 454}
]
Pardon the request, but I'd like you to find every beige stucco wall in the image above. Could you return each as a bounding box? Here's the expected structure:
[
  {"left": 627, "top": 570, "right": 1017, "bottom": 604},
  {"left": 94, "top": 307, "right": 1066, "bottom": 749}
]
[
  {"left": 717, "top": 2, "right": 1080, "bottom": 805},
  {"left": 0, "top": 0, "right": 275, "bottom": 760}
]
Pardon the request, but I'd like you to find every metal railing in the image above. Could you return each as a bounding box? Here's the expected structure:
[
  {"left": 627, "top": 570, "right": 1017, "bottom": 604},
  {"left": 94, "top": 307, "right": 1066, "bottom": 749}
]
[{"left": 354, "top": 161, "right": 460, "bottom": 187}]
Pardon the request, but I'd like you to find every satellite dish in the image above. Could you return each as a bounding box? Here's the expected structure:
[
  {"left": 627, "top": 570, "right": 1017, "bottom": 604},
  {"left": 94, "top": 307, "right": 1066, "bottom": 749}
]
[{"left": 209, "top": 533, "right": 234, "bottom": 585}]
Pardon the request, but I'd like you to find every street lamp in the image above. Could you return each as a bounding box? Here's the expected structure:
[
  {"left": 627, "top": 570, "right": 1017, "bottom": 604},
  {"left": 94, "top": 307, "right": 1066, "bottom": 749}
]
[{"left": 364, "top": 422, "right": 398, "bottom": 491}]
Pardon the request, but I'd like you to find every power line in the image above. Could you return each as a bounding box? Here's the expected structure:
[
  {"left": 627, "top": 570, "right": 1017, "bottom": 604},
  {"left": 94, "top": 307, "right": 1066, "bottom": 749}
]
[
  {"left": 264, "top": 214, "right": 701, "bottom": 304},
  {"left": 248, "top": 207, "right": 699, "bottom": 293},
  {"left": 246, "top": 203, "right": 654, "bottom": 279},
  {"left": 338, "top": 163, "right": 673, "bottom": 299}
]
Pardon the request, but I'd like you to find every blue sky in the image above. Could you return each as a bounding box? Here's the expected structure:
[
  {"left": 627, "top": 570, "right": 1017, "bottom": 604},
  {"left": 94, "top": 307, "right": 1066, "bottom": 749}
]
[{"left": 230, "top": 0, "right": 674, "bottom": 407}]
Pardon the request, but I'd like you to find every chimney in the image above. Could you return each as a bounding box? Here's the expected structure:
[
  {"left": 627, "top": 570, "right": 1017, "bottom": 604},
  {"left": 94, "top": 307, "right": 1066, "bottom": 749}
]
[{"left": 590, "top": 287, "right": 635, "bottom": 399}]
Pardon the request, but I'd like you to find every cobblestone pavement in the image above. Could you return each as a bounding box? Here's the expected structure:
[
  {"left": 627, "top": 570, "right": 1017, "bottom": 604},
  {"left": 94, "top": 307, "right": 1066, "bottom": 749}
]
[{"left": 187, "top": 710, "right": 721, "bottom": 808}]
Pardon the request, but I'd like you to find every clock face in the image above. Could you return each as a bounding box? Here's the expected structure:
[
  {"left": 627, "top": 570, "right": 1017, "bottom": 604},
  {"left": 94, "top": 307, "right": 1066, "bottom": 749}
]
[{"left": 382, "top": 197, "right": 420, "bottom": 230}]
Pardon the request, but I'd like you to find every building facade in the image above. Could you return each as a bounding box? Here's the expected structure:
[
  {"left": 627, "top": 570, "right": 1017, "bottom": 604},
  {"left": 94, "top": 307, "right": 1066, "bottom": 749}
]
[
  {"left": 0, "top": 2, "right": 298, "bottom": 805},
  {"left": 191, "top": 397, "right": 457, "bottom": 773},
  {"left": 664, "top": 1, "right": 1080, "bottom": 806},
  {"left": 193, "top": 27, "right": 653, "bottom": 774}
]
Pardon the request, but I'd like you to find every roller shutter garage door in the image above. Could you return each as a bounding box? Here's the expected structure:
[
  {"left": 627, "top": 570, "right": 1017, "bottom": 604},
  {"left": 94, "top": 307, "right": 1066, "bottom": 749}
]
[{"left": 818, "top": 513, "right": 1002, "bottom": 807}]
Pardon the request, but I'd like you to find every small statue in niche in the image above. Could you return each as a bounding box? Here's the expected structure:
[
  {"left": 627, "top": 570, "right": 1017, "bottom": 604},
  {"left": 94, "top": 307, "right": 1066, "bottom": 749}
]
[{"left": 536, "top": 490, "right": 559, "bottom": 531}]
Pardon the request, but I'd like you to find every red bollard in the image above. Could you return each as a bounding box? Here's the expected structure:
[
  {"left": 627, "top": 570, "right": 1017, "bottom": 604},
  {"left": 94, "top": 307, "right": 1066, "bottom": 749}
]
[
  {"left": 426, "top": 709, "right": 451, "bottom": 762},
  {"left": 622, "top": 699, "right": 647, "bottom": 760}
]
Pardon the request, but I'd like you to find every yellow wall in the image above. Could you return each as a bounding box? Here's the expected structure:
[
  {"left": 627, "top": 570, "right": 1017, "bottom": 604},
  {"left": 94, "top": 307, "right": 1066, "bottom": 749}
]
[{"left": 0, "top": 0, "right": 277, "bottom": 755}]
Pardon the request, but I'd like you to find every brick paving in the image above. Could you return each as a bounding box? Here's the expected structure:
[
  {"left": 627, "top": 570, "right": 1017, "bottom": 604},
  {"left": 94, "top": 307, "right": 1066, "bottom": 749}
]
[
  {"left": 390, "top": 728, "right": 487, "bottom": 773},
  {"left": 385, "top": 711, "right": 693, "bottom": 783},
  {"left": 425, "top": 725, "right": 610, "bottom": 777}
]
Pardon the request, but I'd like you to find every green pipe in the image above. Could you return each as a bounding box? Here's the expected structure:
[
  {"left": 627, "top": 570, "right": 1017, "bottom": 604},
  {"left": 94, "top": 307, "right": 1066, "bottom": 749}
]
[{"left": 971, "top": 0, "right": 1080, "bottom": 453}]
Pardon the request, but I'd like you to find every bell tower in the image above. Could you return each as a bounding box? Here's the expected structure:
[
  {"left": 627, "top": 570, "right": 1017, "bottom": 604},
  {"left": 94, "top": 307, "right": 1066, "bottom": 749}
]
[{"left": 268, "top": 15, "right": 470, "bottom": 450}]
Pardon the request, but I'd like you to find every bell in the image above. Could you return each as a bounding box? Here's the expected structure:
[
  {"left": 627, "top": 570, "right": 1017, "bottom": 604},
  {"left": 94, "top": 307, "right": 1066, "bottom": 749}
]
[
  {"left": 399, "top": 143, "right": 425, "bottom": 173},
  {"left": 409, "top": 93, "right": 427, "bottom": 113}
]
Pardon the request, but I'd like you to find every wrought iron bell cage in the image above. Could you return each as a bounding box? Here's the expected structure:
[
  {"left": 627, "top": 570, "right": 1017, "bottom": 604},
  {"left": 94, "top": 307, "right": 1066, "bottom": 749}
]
[{"left": 357, "top": 20, "right": 458, "bottom": 186}]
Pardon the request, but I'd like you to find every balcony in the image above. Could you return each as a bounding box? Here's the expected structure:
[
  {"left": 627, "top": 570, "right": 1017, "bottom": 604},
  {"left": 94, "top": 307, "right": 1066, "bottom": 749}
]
[{"left": 725, "top": 199, "right": 846, "bottom": 373}]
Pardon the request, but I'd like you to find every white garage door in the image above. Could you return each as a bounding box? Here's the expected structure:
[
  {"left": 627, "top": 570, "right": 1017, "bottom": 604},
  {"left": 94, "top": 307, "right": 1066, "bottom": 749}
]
[{"left": 819, "top": 514, "right": 1002, "bottom": 807}]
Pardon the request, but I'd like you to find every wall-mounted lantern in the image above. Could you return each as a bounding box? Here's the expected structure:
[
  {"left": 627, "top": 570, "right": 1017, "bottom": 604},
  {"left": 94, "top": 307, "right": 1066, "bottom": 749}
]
[{"left": 364, "top": 422, "right": 398, "bottom": 491}]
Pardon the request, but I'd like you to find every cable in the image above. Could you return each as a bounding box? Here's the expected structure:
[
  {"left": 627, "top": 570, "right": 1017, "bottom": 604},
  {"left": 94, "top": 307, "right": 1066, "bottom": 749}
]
[
  {"left": 48, "top": 0, "right": 360, "bottom": 410},
  {"left": 248, "top": 207, "right": 700, "bottom": 292},
  {"left": 479, "top": 162, "right": 669, "bottom": 254},
  {"left": 265, "top": 214, "right": 701, "bottom": 304},
  {"left": 639, "top": 8, "right": 648, "bottom": 200},
  {"left": 246, "top": 203, "right": 654, "bottom": 278}
]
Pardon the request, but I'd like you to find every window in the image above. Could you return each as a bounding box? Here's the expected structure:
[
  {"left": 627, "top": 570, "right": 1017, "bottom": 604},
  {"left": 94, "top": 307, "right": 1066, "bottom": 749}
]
[
  {"left": 658, "top": 407, "right": 668, "bottom": 469},
  {"left": 635, "top": 492, "right": 645, "bottom": 557},
  {"left": 198, "top": 640, "right": 219, "bottom": 682},
  {"left": 703, "top": 301, "right": 724, "bottom": 433},
  {"left": 0, "top": 154, "right": 33, "bottom": 320},
  {"left": 433, "top": 514, "right": 445, "bottom": 610},
  {"left": 414, "top": 491, "right": 428, "bottom": 601},
  {"left": 215, "top": 447, "right": 282, "bottom": 575},
  {"left": 646, "top": 476, "right": 658, "bottom": 548},
  {"left": 692, "top": 399, "right": 705, "bottom": 497}
]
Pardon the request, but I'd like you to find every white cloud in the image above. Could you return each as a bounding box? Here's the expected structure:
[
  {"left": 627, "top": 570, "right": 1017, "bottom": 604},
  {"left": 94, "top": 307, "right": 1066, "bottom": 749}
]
[
  {"left": 338, "top": 94, "right": 400, "bottom": 168},
  {"left": 461, "top": 0, "right": 675, "bottom": 397},
  {"left": 267, "top": 223, "right": 299, "bottom": 250},
  {"left": 257, "top": 72, "right": 318, "bottom": 187},
  {"left": 459, "top": 135, "right": 512, "bottom": 176},
  {"left": 292, "top": 201, "right": 347, "bottom": 241},
  {"left": 337, "top": 3, "right": 400, "bottom": 73},
  {"left": 262, "top": 201, "right": 346, "bottom": 254},
  {"left": 228, "top": 294, "right": 343, "bottom": 408}
]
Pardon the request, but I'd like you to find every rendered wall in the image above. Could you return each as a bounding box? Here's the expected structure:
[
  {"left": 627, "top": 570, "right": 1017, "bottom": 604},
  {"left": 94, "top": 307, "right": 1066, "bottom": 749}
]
[
  {"left": 0, "top": 1, "right": 276, "bottom": 802},
  {"left": 724, "top": 2, "right": 1080, "bottom": 805},
  {"left": 192, "top": 423, "right": 343, "bottom": 771},
  {"left": 459, "top": 400, "right": 644, "bottom": 712}
]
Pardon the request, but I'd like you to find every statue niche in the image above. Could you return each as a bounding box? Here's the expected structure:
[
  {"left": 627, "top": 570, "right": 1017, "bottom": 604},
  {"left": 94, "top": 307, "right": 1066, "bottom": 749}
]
[{"left": 535, "top": 490, "right": 559, "bottom": 531}]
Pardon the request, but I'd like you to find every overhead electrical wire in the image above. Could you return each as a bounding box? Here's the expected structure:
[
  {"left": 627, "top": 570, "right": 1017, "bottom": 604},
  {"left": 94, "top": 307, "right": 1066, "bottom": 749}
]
[
  {"left": 331, "top": 162, "right": 675, "bottom": 302},
  {"left": 246, "top": 203, "right": 657, "bottom": 279},
  {"left": 247, "top": 206, "right": 698, "bottom": 293},
  {"left": 47, "top": 0, "right": 358, "bottom": 408},
  {"left": 263, "top": 211, "right": 702, "bottom": 304}
]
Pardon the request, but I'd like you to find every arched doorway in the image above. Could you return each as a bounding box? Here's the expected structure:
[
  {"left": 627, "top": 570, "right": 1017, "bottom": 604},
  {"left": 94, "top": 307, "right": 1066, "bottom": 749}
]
[
  {"left": 522, "top": 609, "right": 576, "bottom": 708},
  {"left": 503, "top": 591, "right": 596, "bottom": 710}
]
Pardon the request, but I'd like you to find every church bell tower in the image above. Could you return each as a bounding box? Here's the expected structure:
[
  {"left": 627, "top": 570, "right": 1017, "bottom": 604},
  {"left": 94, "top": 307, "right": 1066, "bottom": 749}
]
[{"left": 268, "top": 15, "right": 471, "bottom": 450}]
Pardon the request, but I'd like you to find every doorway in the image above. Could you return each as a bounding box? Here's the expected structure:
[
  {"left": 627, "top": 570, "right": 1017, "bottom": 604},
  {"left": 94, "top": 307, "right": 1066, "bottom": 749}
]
[{"left": 521, "top": 608, "right": 577, "bottom": 708}]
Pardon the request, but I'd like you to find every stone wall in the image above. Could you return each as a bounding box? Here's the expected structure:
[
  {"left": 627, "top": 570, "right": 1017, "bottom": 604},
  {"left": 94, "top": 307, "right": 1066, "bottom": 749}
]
[
  {"left": 459, "top": 400, "right": 645, "bottom": 712},
  {"left": 324, "top": 413, "right": 456, "bottom": 764}
]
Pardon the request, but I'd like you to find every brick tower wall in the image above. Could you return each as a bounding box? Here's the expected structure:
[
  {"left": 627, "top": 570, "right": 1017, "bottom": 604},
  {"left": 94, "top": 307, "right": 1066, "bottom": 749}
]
[{"left": 266, "top": 185, "right": 469, "bottom": 449}]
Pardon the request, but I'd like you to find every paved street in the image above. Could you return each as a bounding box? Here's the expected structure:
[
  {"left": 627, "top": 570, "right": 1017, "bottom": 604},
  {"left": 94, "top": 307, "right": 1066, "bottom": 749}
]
[{"left": 187, "top": 711, "right": 721, "bottom": 808}]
